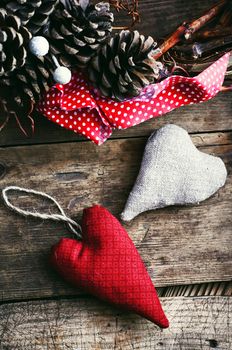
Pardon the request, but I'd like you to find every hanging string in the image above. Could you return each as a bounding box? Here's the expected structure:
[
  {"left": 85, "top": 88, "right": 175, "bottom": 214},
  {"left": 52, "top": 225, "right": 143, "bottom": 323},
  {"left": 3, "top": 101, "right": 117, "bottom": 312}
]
[{"left": 2, "top": 186, "right": 82, "bottom": 240}]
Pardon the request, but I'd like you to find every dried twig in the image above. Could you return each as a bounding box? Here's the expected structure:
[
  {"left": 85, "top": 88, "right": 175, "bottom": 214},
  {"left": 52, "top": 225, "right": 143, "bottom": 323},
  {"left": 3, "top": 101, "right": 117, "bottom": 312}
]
[
  {"left": 0, "top": 113, "right": 10, "bottom": 133},
  {"left": 13, "top": 112, "right": 35, "bottom": 137},
  {"left": 218, "top": 0, "right": 232, "bottom": 26},
  {"left": 172, "top": 36, "right": 232, "bottom": 60},
  {"left": 184, "top": 0, "right": 226, "bottom": 39},
  {"left": 193, "top": 36, "right": 232, "bottom": 58},
  {"left": 153, "top": 0, "right": 227, "bottom": 60},
  {"left": 221, "top": 85, "right": 232, "bottom": 92},
  {"left": 193, "top": 27, "right": 232, "bottom": 40},
  {"left": 109, "top": 0, "right": 140, "bottom": 27},
  {"left": 153, "top": 23, "right": 189, "bottom": 60},
  {"left": 163, "top": 53, "right": 190, "bottom": 76}
]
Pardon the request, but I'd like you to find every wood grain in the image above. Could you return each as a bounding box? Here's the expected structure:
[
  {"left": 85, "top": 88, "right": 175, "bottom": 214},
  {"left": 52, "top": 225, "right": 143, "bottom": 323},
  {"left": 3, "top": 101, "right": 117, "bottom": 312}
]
[
  {"left": 114, "top": 0, "right": 218, "bottom": 38},
  {"left": 0, "top": 296, "right": 231, "bottom": 349},
  {"left": 0, "top": 1, "right": 230, "bottom": 347},
  {"left": 1, "top": 82, "right": 232, "bottom": 147},
  {"left": 0, "top": 132, "right": 231, "bottom": 301},
  {"left": 0, "top": 0, "right": 231, "bottom": 147}
]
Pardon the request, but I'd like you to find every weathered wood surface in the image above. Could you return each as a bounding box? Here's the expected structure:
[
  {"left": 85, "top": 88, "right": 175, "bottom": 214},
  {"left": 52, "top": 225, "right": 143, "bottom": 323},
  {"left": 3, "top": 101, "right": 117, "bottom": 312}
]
[
  {"left": 1, "top": 80, "right": 232, "bottom": 147},
  {"left": 0, "top": 0, "right": 231, "bottom": 147},
  {"left": 114, "top": 0, "right": 218, "bottom": 38},
  {"left": 0, "top": 296, "right": 231, "bottom": 349},
  {"left": 0, "top": 132, "right": 231, "bottom": 301},
  {"left": 0, "top": 0, "right": 231, "bottom": 348}
]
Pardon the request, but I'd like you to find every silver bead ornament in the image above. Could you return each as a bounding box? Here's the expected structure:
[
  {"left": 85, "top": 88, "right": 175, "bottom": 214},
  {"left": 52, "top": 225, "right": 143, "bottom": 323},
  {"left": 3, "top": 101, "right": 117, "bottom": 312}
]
[
  {"left": 53, "top": 66, "right": 72, "bottom": 85},
  {"left": 29, "top": 36, "right": 50, "bottom": 57}
]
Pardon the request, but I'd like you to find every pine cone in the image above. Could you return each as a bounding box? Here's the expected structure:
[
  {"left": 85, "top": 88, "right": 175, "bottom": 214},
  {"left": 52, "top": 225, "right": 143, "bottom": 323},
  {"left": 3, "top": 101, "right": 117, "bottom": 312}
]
[
  {"left": 0, "top": 53, "right": 54, "bottom": 134},
  {"left": 2, "top": 0, "right": 59, "bottom": 34},
  {"left": 88, "top": 30, "right": 164, "bottom": 101},
  {"left": 0, "top": 9, "right": 31, "bottom": 76},
  {"left": 46, "top": 1, "right": 114, "bottom": 68}
]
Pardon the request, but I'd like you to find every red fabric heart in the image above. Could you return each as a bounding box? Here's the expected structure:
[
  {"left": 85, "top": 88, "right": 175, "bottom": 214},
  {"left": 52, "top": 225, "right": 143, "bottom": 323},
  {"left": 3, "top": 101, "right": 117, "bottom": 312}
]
[
  {"left": 38, "top": 53, "right": 230, "bottom": 145},
  {"left": 50, "top": 205, "right": 169, "bottom": 328}
]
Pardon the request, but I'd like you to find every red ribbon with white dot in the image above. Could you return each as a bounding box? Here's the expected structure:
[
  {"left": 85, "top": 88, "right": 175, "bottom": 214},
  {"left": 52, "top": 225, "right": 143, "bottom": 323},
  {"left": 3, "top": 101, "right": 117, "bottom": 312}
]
[{"left": 38, "top": 53, "right": 230, "bottom": 145}]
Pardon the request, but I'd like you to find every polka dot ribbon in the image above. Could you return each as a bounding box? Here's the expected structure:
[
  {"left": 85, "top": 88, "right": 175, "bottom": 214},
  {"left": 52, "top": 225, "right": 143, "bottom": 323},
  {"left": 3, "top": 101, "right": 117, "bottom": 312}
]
[{"left": 38, "top": 53, "right": 230, "bottom": 145}]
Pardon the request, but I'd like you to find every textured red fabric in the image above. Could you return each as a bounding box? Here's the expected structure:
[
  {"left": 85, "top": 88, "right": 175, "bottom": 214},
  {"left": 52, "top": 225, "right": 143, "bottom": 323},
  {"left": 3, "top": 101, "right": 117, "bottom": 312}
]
[
  {"left": 38, "top": 53, "right": 230, "bottom": 145},
  {"left": 50, "top": 205, "right": 169, "bottom": 328}
]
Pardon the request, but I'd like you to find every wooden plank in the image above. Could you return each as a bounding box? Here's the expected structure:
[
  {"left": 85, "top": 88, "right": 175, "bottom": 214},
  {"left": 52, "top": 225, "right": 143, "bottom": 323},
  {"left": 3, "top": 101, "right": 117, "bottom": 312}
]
[
  {"left": 1, "top": 82, "right": 232, "bottom": 147},
  {"left": 0, "top": 297, "right": 231, "bottom": 349},
  {"left": 0, "top": 132, "right": 231, "bottom": 301},
  {"left": 114, "top": 0, "right": 218, "bottom": 38},
  {"left": 0, "top": 0, "right": 231, "bottom": 147}
]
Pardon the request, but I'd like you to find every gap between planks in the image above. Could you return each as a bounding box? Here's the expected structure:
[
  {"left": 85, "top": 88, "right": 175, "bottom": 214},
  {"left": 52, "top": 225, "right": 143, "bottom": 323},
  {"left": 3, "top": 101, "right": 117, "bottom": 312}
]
[
  {"left": 0, "top": 129, "right": 231, "bottom": 150},
  {"left": 0, "top": 131, "right": 231, "bottom": 301},
  {"left": 0, "top": 281, "right": 231, "bottom": 306}
]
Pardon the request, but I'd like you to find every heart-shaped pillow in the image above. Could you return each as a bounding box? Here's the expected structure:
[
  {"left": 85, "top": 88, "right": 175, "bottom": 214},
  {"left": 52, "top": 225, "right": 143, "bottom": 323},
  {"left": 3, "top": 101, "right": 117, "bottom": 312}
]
[
  {"left": 121, "top": 124, "right": 227, "bottom": 221},
  {"left": 50, "top": 205, "right": 169, "bottom": 328}
]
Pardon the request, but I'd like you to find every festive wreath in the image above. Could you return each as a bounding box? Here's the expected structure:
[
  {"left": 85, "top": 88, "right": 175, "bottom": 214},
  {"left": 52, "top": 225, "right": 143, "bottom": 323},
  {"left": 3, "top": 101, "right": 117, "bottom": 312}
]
[{"left": 0, "top": 0, "right": 231, "bottom": 140}]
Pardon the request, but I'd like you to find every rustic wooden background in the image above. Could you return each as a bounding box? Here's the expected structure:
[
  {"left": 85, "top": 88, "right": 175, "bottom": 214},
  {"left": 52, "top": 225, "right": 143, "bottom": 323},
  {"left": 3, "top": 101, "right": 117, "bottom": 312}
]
[{"left": 0, "top": 0, "right": 231, "bottom": 349}]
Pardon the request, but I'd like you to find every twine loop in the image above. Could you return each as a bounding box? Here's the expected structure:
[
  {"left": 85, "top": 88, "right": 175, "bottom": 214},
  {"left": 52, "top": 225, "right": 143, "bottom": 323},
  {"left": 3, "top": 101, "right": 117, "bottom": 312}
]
[{"left": 2, "top": 186, "right": 82, "bottom": 239}]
